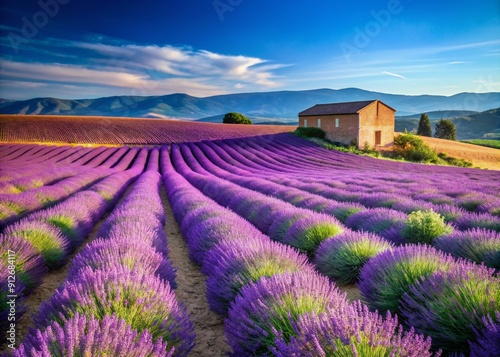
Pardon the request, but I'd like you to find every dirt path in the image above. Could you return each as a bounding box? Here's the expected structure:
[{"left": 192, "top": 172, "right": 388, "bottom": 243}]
[{"left": 160, "top": 187, "right": 229, "bottom": 357}]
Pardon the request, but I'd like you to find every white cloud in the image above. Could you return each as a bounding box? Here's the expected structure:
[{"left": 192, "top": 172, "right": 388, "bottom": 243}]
[
  {"left": 73, "top": 41, "right": 285, "bottom": 87},
  {"left": 382, "top": 71, "right": 406, "bottom": 79},
  {"left": 0, "top": 60, "right": 226, "bottom": 98},
  {"left": 0, "top": 39, "right": 288, "bottom": 99}
]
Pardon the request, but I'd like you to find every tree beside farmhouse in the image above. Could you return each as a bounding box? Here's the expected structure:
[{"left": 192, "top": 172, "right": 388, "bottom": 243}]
[{"left": 435, "top": 119, "right": 456, "bottom": 140}]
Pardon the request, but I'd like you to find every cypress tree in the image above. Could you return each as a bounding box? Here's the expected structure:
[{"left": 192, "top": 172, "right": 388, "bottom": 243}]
[{"left": 417, "top": 113, "right": 432, "bottom": 137}]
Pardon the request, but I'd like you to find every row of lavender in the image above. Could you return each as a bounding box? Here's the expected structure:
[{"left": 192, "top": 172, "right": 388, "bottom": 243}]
[
  {"left": 200, "top": 134, "right": 499, "bottom": 225},
  {"left": 179, "top": 139, "right": 500, "bottom": 270},
  {"left": 11, "top": 148, "right": 195, "bottom": 356},
  {"left": 0, "top": 145, "right": 140, "bottom": 228},
  {"left": 1, "top": 148, "right": 149, "bottom": 346},
  {"left": 162, "top": 145, "right": 438, "bottom": 356},
  {"left": 203, "top": 133, "right": 498, "bottom": 205},
  {"left": 170, "top": 139, "right": 499, "bottom": 354}
]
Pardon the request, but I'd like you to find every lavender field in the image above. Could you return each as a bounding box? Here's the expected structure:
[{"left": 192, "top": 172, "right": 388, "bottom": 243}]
[{"left": 1, "top": 133, "right": 499, "bottom": 356}]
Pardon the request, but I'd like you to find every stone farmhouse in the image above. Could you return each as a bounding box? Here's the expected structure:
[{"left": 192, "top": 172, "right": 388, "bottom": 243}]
[{"left": 298, "top": 100, "right": 396, "bottom": 149}]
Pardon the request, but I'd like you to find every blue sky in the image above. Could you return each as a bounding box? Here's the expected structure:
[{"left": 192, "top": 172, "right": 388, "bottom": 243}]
[{"left": 0, "top": 0, "right": 499, "bottom": 99}]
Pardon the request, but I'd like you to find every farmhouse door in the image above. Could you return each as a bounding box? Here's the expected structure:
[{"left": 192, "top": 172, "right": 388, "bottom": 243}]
[{"left": 375, "top": 131, "right": 381, "bottom": 146}]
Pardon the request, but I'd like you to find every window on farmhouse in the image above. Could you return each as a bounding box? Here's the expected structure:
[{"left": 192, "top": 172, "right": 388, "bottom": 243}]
[
  {"left": 317, "top": 118, "right": 321, "bottom": 128},
  {"left": 304, "top": 119, "right": 308, "bottom": 127},
  {"left": 335, "top": 118, "right": 339, "bottom": 127}
]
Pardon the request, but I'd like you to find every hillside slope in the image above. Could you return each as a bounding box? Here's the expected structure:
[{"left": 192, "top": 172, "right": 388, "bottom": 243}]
[{"left": 418, "top": 135, "right": 500, "bottom": 170}]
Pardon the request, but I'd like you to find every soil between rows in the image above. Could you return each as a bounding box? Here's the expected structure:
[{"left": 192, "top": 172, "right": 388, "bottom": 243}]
[{"left": 160, "top": 187, "right": 230, "bottom": 356}]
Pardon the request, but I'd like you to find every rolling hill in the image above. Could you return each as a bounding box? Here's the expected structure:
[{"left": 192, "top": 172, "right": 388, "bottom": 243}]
[
  {"left": 2, "top": 88, "right": 499, "bottom": 139},
  {"left": 2, "top": 88, "right": 500, "bottom": 120}
]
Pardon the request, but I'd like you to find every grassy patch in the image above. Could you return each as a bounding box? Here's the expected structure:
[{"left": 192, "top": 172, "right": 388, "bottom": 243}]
[{"left": 461, "top": 139, "right": 500, "bottom": 149}]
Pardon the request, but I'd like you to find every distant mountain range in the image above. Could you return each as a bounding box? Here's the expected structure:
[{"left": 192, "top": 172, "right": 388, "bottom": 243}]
[
  {"left": 1, "top": 88, "right": 499, "bottom": 139},
  {"left": 396, "top": 108, "right": 500, "bottom": 140}
]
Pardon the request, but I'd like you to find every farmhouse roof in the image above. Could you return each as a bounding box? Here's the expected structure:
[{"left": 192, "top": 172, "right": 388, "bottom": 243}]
[{"left": 298, "top": 100, "right": 396, "bottom": 116}]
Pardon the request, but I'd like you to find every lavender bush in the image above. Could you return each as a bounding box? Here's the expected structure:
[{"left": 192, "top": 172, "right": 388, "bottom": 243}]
[
  {"left": 345, "top": 208, "right": 407, "bottom": 243},
  {"left": 358, "top": 244, "right": 457, "bottom": 314},
  {"left": 0, "top": 235, "right": 47, "bottom": 292},
  {"left": 35, "top": 266, "right": 195, "bottom": 356},
  {"left": 67, "top": 238, "right": 177, "bottom": 288},
  {"left": 400, "top": 261, "right": 499, "bottom": 353},
  {"left": 315, "top": 231, "right": 393, "bottom": 284},
  {"left": 283, "top": 214, "right": 345, "bottom": 254},
  {"left": 225, "top": 271, "right": 348, "bottom": 356},
  {"left": 4, "top": 220, "right": 69, "bottom": 269},
  {"left": 272, "top": 301, "right": 439, "bottom": 357},
  {"left": 469, "top": 312, "right": 500, "bottom": 357},
  {"left": 434, "top": 228, "right": 500, "bottom": 269},
  {"left": 204, "top": 238, "right": 314, "bottom": 314},
  {"left": 14, "top": 313, "right": 174, "bottom": 357}
]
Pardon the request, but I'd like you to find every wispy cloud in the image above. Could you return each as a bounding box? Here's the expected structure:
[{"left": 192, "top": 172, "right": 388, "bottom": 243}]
[
  {"left": 382, "top": 71, "right": 406, "bottom": 79},
  {"left": 447, "top": 61, "right": 465, "bottom": 65},
  {"left": 0, "top": 38, "right": 289, "bottom": 99}
]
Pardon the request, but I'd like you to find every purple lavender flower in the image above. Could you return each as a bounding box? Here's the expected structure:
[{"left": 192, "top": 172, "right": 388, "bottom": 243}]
[
  {"left": 470, "top": 312, "right": 500, "bottom": 357},
  {"left": 392, "top": 198, "right": 437, "bottom": 214},
  {"left": 67, "top": 238, "right": 177, "bottom": 288},
  {"left": 0, "top": 235, "right": 47, "bottom": 292},
  {"left": 358, "top": 244, "right": 457, "bottom": 314},
  {"left": 283, "top": 214, "right": 345, "bottom": 254},
  {"left": 267, "top": 209, "right": 308, "bottom": 243},
  {"left": 315, "top": 231, "right": 393, "bottom": 285},
  {"left": 179, "top": 205, "right": 226, "bottom": 233},
  {"left": 4, "top": 220, "right": 69, "bottom": 269},
  {"left": 400, "top": 261, "right": 498, "bottom": 353},
  {"left": 360, "top": 192, "right": 402, "bottom": 208},
  {"left": 203, "top": 238, "right": 315, "bottom": 314},
  {"left": 322, "top": 201, "right": 365, "bottom": 223},
  {"left": 433, "top": 203, "right": 467, "bottom": 223},
  {"left": 14, "top": 313, "right": 174, "bottom": 357},
  {"left": 98, "top": 207, "right": 163, "bottom": 238},
  {"left": 184, "top": 216, "right": 267, "bottom": 266},
  {"left": 105, "top": 221, "right": 169, "bottom": 256},
  {"left": 455, "top": 211, "right": 500, "bottom": 231},
  {"left": 225, "top": 271, "right": 348, "bottom": 356},
  {"left": 456, "top": 192, "right": 495, "bottom": 212},
  {"left": 35, "top": 265, "right": 195, "bottom": 356},
  {"left": 434, "top": 228, "right": 500, "bottom": 269},
  {"left": 272, "top": 300, "right": 439, "bottom": 357}
]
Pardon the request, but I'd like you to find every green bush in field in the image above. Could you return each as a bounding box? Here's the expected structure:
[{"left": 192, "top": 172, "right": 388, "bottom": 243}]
[
  {"left": 223, "top": 112, "right": 252, "bottom": 124},
  {"left": 402, "top": 209, "right": 453, "bottom": 244},
  {"left": 393, "top": 132, "right": 440, "bottom": 163},
  {"left": 295, "top": 127, "right": 326, "bottom": 139}
]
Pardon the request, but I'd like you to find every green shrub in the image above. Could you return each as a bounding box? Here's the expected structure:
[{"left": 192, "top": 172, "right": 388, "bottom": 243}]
[
  {"left": 402, "top": 209, "right": 453, "bottom": 244},
  {"left": 295, "top": 127, "right": 326, "bottom": 139},
  {"left": 223, "top": 112, "right": 252, "bottom": 124},
  {"left": 393, "top": 132, "right": 440, "bottom": 163},
  {"left": 363, "top": 142, "right": 380, "bottom": 157}
]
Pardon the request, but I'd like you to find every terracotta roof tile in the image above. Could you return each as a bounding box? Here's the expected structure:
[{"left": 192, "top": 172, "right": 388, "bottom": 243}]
[{"left": 299, "top": 100, "right": 395, "bottom": 116}]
